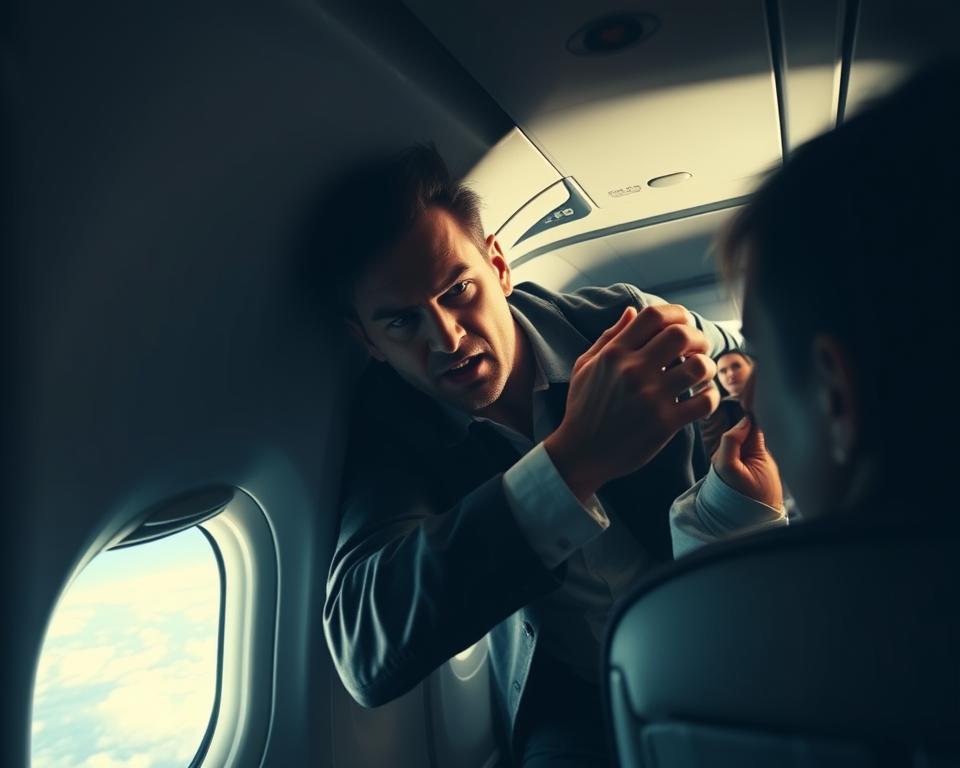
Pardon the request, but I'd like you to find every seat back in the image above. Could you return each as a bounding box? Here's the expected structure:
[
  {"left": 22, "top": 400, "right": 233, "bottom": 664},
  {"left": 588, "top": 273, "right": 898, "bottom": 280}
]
[{"left": 605, "top": 523, "right": 960, "bottom": 767}]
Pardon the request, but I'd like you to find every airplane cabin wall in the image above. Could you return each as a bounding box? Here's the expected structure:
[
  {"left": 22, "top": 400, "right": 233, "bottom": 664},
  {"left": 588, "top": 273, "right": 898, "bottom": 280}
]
[{"left": 5, "top": 0, "right": 513, "bottom": 765}]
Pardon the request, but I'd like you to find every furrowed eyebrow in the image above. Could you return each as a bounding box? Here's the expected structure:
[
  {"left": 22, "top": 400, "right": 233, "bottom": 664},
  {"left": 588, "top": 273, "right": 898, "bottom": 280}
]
[
  {"left": 369, "top": 264, "right": 471, "bottom": 322},
  {"left": 437, "top": 264, "right": 470, "bottom": 295}
]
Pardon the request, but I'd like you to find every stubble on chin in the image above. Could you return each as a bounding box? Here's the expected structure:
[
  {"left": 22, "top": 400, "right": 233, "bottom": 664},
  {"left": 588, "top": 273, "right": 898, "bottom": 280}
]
[
  {"left": 441, "top": 379, "right": 496, "bottom": 414},
  {"left": 451, "top": 369, "right": 507, "bottom": 415},
  {"left": 463, "top": 390, "right": 499, "bottom": 413}
]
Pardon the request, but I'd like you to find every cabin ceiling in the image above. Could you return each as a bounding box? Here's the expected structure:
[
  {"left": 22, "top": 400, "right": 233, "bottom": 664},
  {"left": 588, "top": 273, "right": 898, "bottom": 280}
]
[
  {"left": 405, "top": 0, "right": 960, "bottom": 237},
  {"left": 405, "top": 0, "right": 782, "bottom": 224}
]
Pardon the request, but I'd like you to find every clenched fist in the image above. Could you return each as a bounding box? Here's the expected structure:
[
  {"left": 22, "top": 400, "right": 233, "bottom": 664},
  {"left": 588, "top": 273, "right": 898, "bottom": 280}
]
[{"left": 544, "top": 304, "right": 720, "bottom": 502}]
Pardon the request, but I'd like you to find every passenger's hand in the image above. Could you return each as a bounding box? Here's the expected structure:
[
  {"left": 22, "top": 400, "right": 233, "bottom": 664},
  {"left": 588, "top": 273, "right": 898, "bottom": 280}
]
[
  {"left": 713, "top": 416, "right": 783, "bottom": 509},
  {"left": 544, "top": 304, "right": 720, "bottom": 502}
]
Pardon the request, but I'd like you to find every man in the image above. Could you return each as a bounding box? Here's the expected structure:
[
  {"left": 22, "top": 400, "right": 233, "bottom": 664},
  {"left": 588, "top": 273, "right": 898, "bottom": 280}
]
[
  {"left": 321, "top": 145, "right": 739, "bottom": 765},
  {"left": 698, "top": 351, "right": 754, "bottom": 460},
  {"left": 670, "top": 61, "right": 959, "bottom": 557}
]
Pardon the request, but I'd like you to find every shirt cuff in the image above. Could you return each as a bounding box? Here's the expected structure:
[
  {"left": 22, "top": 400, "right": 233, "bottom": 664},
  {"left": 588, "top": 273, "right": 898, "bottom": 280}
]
[
  {"left": 697, "top": 466, "right": 786, "bottom": 532},
  {"left": 670, "top": 466, "right": 787, "bottom": 558},
  {"left": 502, "top": 442, "right": 609, "bottom": 569}
]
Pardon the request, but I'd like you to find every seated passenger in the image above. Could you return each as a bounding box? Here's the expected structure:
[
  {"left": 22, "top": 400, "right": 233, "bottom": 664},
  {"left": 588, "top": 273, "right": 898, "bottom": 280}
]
[
  {"left": 670, "top": 60, "right": 959, "bottom": 557},
  {"left": 698, "top": 351, "right": 753, "bottom": 459}
]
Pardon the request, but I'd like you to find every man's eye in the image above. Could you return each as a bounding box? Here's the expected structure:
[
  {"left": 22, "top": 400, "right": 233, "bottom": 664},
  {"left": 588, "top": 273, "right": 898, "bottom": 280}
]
[
  {"left": 448, "top": 281, "right": 471, "bottom": 298},
  {"left": 388, "top": 313, "right": 416, "bottom": 330}
]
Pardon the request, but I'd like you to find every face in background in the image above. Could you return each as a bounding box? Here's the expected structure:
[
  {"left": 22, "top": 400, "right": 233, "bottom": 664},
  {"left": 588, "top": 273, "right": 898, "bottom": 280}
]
[
  {"left": 717, "top": 352, "right": 752, "bottom": 397},
  {"left": 351, "top": 206, "right": 520, "bottom": 414}
]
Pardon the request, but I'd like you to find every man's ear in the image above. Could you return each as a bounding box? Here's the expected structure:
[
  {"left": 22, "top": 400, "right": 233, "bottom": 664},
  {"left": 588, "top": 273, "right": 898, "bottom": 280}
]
[
  {"left": 346, "top": 318, "right": 386, "bottom": 362},
  {"left": 811, "top": 335, "right": 859, "bottom": 465},
  {"left": 485, "top": 234, "right": 513, "bottom": 296}
]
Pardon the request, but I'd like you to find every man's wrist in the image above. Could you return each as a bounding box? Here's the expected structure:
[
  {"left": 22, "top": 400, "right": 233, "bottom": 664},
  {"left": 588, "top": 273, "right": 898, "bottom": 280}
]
[
  {"left": 709, "top": 465, "right": 784, "bottom": 512},
  {"left": 543, "top": 431, "right": 602, "bottom": 503}
]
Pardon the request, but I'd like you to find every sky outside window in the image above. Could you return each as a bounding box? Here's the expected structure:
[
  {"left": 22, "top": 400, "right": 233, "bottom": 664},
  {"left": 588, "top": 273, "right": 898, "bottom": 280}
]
[{"left": 32, "top": 527, "right": 222, "bottom": 768}]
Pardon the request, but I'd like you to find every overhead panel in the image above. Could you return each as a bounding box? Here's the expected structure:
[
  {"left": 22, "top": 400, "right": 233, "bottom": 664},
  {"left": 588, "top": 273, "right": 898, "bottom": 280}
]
[
  {"left": 463, "top": 128, "right": 562, "bottom": 236},
  {"left": 495, "top": 181, "right": 574, "bottom": 252},
  {"left": 403, "top": 0, "right": 783, "bottom": 226},
  {"left": 512, "top": 179, "right": 592, "bottom": 246}
]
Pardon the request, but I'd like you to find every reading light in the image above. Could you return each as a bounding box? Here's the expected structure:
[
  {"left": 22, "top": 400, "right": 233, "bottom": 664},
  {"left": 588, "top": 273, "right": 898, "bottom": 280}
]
[{"left": 567, "top": 13, "right": 660, "bottom": 56}]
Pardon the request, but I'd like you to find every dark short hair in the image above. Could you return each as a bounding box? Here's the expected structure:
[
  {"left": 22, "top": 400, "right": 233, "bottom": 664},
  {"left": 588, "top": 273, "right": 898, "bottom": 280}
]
[
  {"left": 717, "top": 59, "right": 959, "bottom": 459},
  {"left": 716, "top": 350, "right": 751, "bottom": 365},
  {"left": 316, "top": 143, "right": 485, "bottom": 319}
]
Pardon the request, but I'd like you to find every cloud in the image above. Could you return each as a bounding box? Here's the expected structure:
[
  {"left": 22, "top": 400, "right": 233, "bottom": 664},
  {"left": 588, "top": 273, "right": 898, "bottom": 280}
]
[
  {"left": 36, "top": 636, "right": 216, "bottom": 764},
  {"left": 82, "top": 752, "right": 154, "bottom": 768},
  {"left": 181, "top": 637, "right": 216, "bottom": 661},
  {"left": 46, "top": 606, "right": 96, "bottom": 640},
  {"left": 58, "top": 564, "right": 219, "bottom": 624},
  {"left": 33, "top": 530, "right": 221, "bottom": 768},
  {"left": 48, "top": 645, "right": 116, "bottom": 688},
  {"left": 95, "top": 660, "right": 215, "bottom": 746}
]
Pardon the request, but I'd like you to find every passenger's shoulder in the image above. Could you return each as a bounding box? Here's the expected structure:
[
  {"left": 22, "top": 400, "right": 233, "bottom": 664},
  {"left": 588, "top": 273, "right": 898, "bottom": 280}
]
[
  {"left": 514, "top": 281, "right": 656, "bottom": 341},
  {"left": 515, "top": 280, "right": 650, "bottom": 309}
]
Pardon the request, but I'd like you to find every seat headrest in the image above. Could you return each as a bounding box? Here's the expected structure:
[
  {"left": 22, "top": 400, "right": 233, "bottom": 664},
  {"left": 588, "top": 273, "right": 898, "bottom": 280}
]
[{"left": 606, "top": 522, "right": 960, "bottom": 745}]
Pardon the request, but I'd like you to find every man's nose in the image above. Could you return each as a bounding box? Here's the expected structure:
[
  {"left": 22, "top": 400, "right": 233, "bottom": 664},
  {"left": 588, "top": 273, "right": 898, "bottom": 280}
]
[{"left": 425, "top": 307, "right": 464, "bottom": 353}]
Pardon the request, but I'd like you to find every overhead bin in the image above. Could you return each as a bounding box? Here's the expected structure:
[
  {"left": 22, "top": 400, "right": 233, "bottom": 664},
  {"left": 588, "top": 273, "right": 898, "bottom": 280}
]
[{"left": 406, "top": 0, "right": 784, "bottom": 224}]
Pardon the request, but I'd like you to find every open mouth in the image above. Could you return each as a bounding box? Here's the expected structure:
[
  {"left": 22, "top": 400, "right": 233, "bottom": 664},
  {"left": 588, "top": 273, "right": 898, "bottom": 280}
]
[{"left": 441, "top": 353, "right": 484, "bottom": 382}]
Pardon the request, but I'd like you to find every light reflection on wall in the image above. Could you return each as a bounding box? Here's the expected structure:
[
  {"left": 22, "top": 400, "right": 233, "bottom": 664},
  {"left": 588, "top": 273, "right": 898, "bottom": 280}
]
[{"left": 449, "top": 637, "right": 489, "bottom": 681}]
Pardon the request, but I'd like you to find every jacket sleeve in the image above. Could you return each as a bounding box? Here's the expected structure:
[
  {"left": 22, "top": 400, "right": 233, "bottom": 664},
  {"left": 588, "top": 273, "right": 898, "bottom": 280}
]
[
  {"left": 323, "top": 458, "right": 563, "bottom": 708},
  {"left": 621, "top": 283, "right": 742, "bottom": 359},
  {"left": 530, "top": 281, "right": 742, "bottom": 359}
]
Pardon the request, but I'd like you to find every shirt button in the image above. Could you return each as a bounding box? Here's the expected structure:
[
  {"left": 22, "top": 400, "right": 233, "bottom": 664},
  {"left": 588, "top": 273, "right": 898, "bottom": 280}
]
[
  {"left": 557, "top": 537, "right": 571, "bottom": 550},
  {"left": 513, "top": 680, "right": 522, "bottom": 692},
  {"left": 522, "top": 621, "right": 535, "bottom": 638}
]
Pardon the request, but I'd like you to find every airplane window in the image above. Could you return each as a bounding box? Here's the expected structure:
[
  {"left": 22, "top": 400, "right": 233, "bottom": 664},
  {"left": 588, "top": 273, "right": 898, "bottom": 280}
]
[{"left": 31, "top": 527, "right": 223, "bottom": 768}]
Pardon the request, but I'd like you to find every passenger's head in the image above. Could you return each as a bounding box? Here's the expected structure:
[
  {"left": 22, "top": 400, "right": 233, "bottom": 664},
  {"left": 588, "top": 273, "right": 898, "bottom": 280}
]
[
  {"left": 322, "top": 144, "right": 521, "bottom": 414},
  {"left": 716, "top": 351, "right": 752, "bottom": 398},
  {"left": 719, "top": 61, "right": 958, "bottom": 519}
]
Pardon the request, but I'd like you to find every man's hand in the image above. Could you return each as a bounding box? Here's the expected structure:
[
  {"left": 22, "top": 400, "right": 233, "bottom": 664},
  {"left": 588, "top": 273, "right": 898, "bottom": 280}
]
[
  {"left": 713, "top": 416, "right": 783, "bottom": 509},
  {"left": 544, "top": 304, "right": 720, "bottom": 502}
]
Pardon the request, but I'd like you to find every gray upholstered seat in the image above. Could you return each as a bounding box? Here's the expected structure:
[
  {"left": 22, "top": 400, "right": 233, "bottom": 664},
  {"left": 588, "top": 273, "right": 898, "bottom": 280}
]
[{"left": 604, "top": 521, "right": 960, "bottom": 767}]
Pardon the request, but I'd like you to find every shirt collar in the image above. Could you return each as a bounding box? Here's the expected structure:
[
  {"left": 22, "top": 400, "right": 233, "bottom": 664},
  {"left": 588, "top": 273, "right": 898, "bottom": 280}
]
[{"left": 509, "top": 304, "right": 576, "bottom": 389}]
